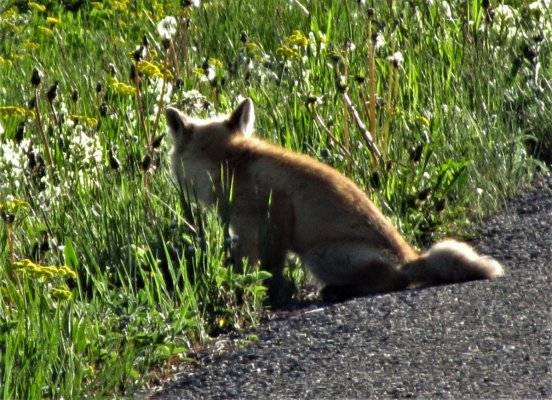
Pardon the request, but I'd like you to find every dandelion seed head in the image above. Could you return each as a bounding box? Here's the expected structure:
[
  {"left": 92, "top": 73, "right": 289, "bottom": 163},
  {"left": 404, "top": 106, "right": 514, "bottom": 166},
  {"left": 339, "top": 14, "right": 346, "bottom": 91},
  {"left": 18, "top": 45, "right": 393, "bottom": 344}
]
[
  {"left": 157, "top": 16, "right": 177, "bottom": 40},
  {"left": 387, "top": 51, "right": 404, "bottom": 67},
  {"left": 374, "top": 33, "right": 385, "bottom": 50}
]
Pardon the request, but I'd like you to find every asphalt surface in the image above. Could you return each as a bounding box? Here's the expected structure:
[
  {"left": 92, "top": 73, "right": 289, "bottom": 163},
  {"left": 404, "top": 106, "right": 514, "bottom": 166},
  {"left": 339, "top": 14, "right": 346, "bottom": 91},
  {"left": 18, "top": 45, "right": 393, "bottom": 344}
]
[{"left": 149, "top": 174, "right": 551, "bottom": 399}]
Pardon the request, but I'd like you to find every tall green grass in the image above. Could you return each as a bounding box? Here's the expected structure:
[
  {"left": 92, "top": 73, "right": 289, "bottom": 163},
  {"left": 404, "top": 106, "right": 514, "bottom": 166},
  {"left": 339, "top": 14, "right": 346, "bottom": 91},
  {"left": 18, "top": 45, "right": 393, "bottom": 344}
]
[{"left": 0, "top": 0, "right": 550, "bottom": 397}]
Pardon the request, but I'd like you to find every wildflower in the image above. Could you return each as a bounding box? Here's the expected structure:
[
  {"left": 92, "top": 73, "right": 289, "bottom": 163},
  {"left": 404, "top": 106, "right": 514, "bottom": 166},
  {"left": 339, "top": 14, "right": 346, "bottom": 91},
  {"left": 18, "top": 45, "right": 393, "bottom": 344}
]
[
  {"left": 37, "top": 26, "right": 54, "bottom": 36},
  {"left": 0, "top": 199, "right": 29, "bottom": 211},
  {"left": 387, "top": 51, "right": 404, "bottom": 67},
  {"left": 201, "top": 60, "right": 216, "bottom": 82},
  {"left": 192, "top": 67, "right": 205, "bottom": 78},
  {"left": 67, "top": 114, "right": 99, "bottom": 127},
  {"left": 182, "top": 0, "right": 200, "bottom": 7},
  {"left": 57, "top": 265, "right": 78, "bottom": 279},
  {"left": 308, "top": 31, "right": 327, "bottom": 53},
  {"left": 131, "top": 45, "right": 147, "bottom": 61},
  {"left": 528, "top": 0, "right": 549, "bottom": 12},
  {"left": 208, "top": 57, "right": 224, "bottom": 69},
  {"left": 276, "top": 45, "right": 299, "bottom": 59},
  {"left": 46, "top": 17, "right": 60, "bottom": 25},
  {"left": 0, "top": 20, "right": 21, "bottom": 32},
  {"left": 109, "top": 0, "right": 128, "bottom": 12},
  {"left": 67, "top": 126, "right": 103, "bottom": 165},
  {"left": 494, "top": 4, "right": 515, "bottom": 21},
  {"left": 138, "top": 60, "right": 163, "bottom": 78},
  {"left": 372, "top": 32, "right": 385, "bottom": 50},
  {"left": 0, "top": 56, "right": 13, "bottom": 67},
  {"left": 109, "top": 79, "right": 136, "bottom": 96},
  {"left": 416, "top": 115, "right": 430, "bottom": 127},
  {"left": 157, "top": 16, "right": 177, "bottom": 40},
  {"left": 51, "top": 286, "right": 73, "bottom": 300},
  {"left": 245, "top": 42, "right": 260, "bottom": 52},
  {"left": 23, "top": 41, "right": 40, "bottom": 50},
  {"left": 28, "top": 2, "right": 47, "bottom": 12},
  {"left": 0, "top": 106, "right": 26, "bottom": 117},
  {"left": 286, "top": 30, "right": 308, "bottom": 48}
]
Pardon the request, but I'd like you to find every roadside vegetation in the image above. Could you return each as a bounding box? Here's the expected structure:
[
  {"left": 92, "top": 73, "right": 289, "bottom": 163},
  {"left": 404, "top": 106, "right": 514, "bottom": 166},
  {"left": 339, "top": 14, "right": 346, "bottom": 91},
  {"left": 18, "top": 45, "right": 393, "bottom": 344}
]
[{"left": 0, "top": 0, "right": 550, "bottom": 397}]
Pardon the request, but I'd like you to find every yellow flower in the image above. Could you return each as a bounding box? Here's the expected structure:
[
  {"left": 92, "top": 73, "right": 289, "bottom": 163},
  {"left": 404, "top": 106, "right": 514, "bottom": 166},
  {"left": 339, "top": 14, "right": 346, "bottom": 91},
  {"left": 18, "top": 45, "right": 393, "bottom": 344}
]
[
  {"left": 245, "top": 42, "right": 260, "bottom": 52},
  {"left": 138, "top": 60, "right": 163, "bottom": 78},
  {"left": 0, "top": 56, "right": 13, "bottom": 67},
  {"left": 416, "top": 115, "right": 430, "bottom": 127},
  {"left": 1, "top": 7, "right": 18, "bottom": 18},
  {"left": 23, "top": 40, "right": 40, "bottom": 50},
  {"left": 0, "top": 199, "right": 29, "bottom": 211},
  {"left": 286, "top": 30, "right": 308, "bottom": 48},
  {"left": 0, "top": 20, "right": 21, "bottom": 32},
  {"left": 108, "top": 0, "right": 129, "bottom": 11},
  {"left": 12, "top": 259, "right": 34, "bottom": 271},
  {"left": 57, "top": 266, "right": 78, "bottom": 279},
  {"left": 276, "top": 45, "right": 299, "bottom": 59},
  {"left": 208, "top": 57, "right": 224, "bottom": 69},
  {"left": 28, "top": 2, "right": 47, "bottom": 12},
  {"left": 0, "top": 106, "right": 26, "bottom": 117},
  {"left": 51, "top": 286, "right": 73, "bottom": 300},
  {"left": 192, "top": 67, "right": 204, "bottom": 78},
  {"left": 109, "top": 79, "right": 136, "bottom": 96},
  {"left": 38, "top": 26, "right": 54, "bottom": 36},
  {"left": 11, "top": 259, "right": 78, "bottom": 281},
  {"left": 46, "top": 17, "right": 60, "bottom": 25},
  {"left": 68, "top": 114, "right": 99, "bottom": 127},
  {"left": 151, "top": 1, "right": 164, "bottom": 16}
]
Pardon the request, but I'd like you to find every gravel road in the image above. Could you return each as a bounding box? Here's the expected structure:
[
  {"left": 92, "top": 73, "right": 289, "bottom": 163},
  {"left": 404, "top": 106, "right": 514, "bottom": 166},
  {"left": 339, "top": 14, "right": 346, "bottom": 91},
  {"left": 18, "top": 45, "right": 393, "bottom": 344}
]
[{"left": 149, "top": 174, "right": 551, "bottom": 399}]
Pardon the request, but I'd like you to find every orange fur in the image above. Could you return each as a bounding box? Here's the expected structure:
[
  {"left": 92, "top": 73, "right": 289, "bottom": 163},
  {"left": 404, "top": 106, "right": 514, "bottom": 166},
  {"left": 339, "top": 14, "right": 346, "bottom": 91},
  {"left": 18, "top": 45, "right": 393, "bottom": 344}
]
[{"left": 166, "top": 99, "right": 504, "bottom": 306}]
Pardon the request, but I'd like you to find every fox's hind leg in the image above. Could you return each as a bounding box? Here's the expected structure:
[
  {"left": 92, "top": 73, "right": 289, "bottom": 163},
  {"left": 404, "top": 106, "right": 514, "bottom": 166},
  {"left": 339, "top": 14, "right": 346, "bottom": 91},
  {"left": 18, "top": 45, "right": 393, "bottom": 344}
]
[{"left": 302, "top": 243, "right": 409, "bottom": 302}]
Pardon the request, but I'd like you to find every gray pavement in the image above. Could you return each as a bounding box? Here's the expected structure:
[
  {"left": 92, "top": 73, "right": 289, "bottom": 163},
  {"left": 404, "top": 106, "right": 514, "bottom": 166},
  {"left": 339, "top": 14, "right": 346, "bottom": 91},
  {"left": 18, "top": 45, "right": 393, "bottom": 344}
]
[{"left": 150, "top": 174, "right": 551, "bottom": 399}]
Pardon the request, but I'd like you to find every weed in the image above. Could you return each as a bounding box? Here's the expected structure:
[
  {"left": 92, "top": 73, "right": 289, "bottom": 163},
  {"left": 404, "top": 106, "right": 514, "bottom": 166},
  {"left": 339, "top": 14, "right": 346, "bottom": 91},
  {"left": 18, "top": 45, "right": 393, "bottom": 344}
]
[{"left": 0, "top": 0, "right": 549, "bottom": 396}]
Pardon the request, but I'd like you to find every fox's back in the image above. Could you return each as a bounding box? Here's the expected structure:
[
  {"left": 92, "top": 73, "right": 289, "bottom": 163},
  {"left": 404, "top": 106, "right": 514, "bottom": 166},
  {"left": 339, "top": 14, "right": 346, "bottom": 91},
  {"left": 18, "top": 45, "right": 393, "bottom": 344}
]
[{"left": 226, "top": 136, "right": 414, "bottom": 261}]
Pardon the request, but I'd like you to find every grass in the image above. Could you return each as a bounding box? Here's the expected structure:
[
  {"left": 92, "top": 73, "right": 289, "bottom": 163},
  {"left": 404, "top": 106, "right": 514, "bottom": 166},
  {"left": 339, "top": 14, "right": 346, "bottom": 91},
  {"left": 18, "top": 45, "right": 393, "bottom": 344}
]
[{"left": 0, "top": 0, "right": 550, "bottom": 397}]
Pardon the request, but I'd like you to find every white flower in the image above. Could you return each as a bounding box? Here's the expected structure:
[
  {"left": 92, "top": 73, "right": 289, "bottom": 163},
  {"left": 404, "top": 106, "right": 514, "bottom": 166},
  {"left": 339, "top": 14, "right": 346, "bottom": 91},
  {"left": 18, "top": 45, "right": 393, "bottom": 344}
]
[
  {"left": 0, "top": 121, "right": 3, "bottom": 135},
  {"left": 494, "top": 5, "right": 515, "bottom": 21},
  {"left": 157, "top": 16, "right": 177, "bottom": 40},
  {"left": 529, "top": 0, "right": 549, "bottom": 11},
  {"left": 374, "top": 33, "right": 385, "bottom": 50},
  {"left": 200, "top": 67, "right": 216, "bottom": 82},
  {"left": 441, "top": 1, "right": 452, "bottom": 21},
  {"left": 387, "top": 51, "right": 404, "bottom": 67}
]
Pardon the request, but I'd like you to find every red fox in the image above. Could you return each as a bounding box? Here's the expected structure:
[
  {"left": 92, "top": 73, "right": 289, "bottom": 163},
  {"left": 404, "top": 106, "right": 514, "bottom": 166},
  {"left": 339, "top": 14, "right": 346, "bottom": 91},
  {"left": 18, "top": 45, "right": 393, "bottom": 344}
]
[{"left": 166, "top": 99, "right": 504, "bottom": 306}]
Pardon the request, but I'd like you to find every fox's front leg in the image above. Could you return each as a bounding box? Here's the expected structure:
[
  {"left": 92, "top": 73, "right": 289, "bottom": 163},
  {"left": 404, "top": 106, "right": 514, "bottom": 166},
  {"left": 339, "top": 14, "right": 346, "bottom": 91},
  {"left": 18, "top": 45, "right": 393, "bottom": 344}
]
[
  {"left": 229, "top": 215, "right": 260, "bottom": 273},
  {"left": 231, "top": 193, "right": 294, "bottom": 307},
  {"left": 257, "top": 192, "right": 295, "bottom": 308}
]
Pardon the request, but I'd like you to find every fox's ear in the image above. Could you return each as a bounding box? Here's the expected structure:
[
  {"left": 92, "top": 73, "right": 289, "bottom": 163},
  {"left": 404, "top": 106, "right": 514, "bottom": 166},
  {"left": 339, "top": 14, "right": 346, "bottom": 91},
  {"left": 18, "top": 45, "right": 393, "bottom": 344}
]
[
  {"left": 227, "top": 98, "right": 255, "bottom": 137},
  {"left": 165, "top": 107, "right": 192, "bottom": 137}
]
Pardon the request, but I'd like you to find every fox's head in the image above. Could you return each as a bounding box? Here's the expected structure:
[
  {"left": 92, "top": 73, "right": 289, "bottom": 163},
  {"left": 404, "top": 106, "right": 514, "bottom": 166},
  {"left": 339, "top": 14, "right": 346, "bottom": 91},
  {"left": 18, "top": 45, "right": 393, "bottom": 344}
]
[{"left": 165, "top": 98, "right": 256, "bottom": 203}]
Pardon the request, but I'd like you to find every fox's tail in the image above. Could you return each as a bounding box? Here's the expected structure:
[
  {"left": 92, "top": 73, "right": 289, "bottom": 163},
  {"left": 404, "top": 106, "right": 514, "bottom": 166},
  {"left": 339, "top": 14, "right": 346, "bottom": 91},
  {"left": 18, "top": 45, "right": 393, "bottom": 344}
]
[{"left": 403, "top": 240, "right": 505, "bottom": 289}]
